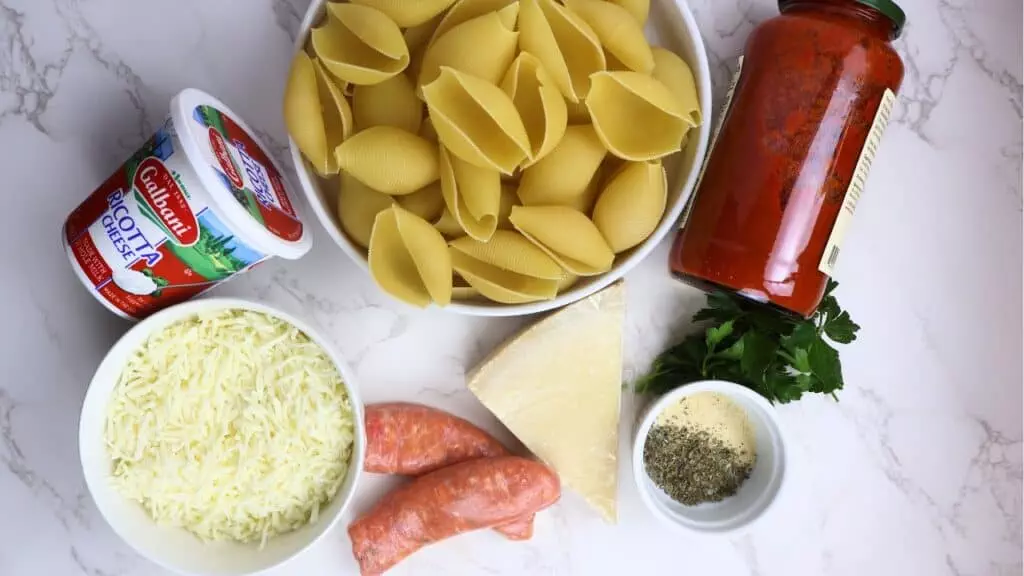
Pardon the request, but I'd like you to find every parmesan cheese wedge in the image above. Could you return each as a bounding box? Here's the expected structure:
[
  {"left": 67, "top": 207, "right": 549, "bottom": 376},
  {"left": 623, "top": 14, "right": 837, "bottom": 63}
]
[{"left": 468, "top": 281, "right": 625, "bottom": 522}]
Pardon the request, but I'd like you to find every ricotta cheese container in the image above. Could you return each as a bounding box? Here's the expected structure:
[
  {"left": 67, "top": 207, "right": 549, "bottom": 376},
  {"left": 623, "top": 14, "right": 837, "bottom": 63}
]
[{"left": 63, "top": 89, "right": 311, "bottom": 319}]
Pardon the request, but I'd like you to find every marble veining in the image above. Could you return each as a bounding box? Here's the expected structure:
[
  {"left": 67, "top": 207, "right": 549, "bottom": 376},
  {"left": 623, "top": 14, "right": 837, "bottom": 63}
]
[{"left": 0, "top": 0, "right": 1020, "bottom": 575}]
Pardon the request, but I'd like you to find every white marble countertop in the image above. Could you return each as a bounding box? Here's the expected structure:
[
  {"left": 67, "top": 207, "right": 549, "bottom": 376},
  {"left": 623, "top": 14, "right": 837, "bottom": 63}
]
[{"left": 1, "top": 0, "right": 1021, "bottom": 574}]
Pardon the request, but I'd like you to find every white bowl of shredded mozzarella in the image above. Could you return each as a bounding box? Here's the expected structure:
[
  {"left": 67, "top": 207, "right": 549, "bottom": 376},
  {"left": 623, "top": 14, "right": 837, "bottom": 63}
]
[{"left": 79, "top": 298, "right": 365, "bottom": 576}]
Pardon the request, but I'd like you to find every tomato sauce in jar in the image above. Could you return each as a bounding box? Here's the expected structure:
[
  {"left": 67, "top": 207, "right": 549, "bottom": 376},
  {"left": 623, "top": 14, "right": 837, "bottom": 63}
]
[{"left": 670, "top": 0, "right": 905, "bottom": 317}]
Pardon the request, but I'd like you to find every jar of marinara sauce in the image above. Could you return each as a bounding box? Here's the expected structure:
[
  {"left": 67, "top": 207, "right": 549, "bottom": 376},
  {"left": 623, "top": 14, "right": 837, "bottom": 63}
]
[{"left": 670, "top": 0, "right": 905, "bottom": 317}]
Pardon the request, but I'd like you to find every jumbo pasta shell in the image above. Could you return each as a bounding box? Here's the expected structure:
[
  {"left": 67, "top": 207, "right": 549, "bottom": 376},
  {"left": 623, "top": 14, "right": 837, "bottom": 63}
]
[
  {"left": 313, "top": 59, "right": 356, "bottom": 144},
  {"left": 284, "top": 52, "right": 354, "bottom": 176},
  {"left": 430, "top": 0, "right": 517, "bottom": 45},
  {"left": 369, "top": 204, "right": 453, "bottom": 307},
  {"left": 370, "top": 207, "right": 427, "bottom": 306},
  {"left": 502, "top": 52, "right": 568, "bottom": 167},
  {"left": 350, "top": 0, "right": 457, "bottom": 27},
  {"left": 352, "top": 74, "right": 423, "bottom": 133},
  {"left": 439, "top": 146, "right": 501, "bottom": 241},
  {"left": 336, "top": 126, "right": 439, "bottom": 195},
  {"left": 609, "top": 0, "right": 650, "bottom": 24},
  {"left": 434, "top": 208, "right": 465, "bottom": 237},
  {"left": 586, "top": 70, "right": 689, "bottom": 160},
  {"left": 509, "top": 205, "right": 614, "bottom": 275},
  {"left": 451, "top": 231, "right": 563, "bottom": 279},
  {"left": 556, "top": 269, "right": 579, "bottom": 291},
  {"left": 419, "top": 5, "right": 520, "bottom": 90},
  {"left": 564, "top": 0, "right": 653, "bottom": 74},
  {"left": 337, "top": 173, "right": 394, "bottom": 249},
  {"left": 397, "top": 182, "right": 445, "bottom": 222},
  {"left": 517, "top": 124, "right": 606, "bottom": 207},
  {"left": 284, "top": 52, "right": 328, "bottom": 173},
  {"left": 395, "top": 205, "right": 453, "bottom": 305},
  {"left": 451, "top": 249, "right": 559, "bottom": 303},
  {"left": 651, "top": 47, "right": 702, "bottom": 127},
  {"left": 592, "top": 160, "right": 667, "bottom": 252},
  {"left": 422, "top": 67, "right": 531, "bottom": 174},
  {"left": 311, "top": 3, "right": 409, "bottom": 85},
  {"left": 519, "top": 0, "right": 605, "bottom": 103}
]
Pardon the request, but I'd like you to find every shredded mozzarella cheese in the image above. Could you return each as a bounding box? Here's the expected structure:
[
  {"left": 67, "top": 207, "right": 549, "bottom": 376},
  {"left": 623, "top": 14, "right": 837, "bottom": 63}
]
[{"left": 104, "top": 309, "right": 354, "bottom": 545}]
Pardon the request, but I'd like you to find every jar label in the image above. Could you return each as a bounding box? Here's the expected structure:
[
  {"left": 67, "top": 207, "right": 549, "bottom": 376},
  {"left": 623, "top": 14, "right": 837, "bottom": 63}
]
[
  {"left": 679, "top": 56, "right": 744, "bottom": 230},
  {"left": 818, "top": 88, "right": 897, "bottom": 275}
]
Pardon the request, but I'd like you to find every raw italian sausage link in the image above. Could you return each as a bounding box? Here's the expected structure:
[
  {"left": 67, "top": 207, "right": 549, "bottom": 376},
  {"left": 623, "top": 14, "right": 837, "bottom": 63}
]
[
  {"left": 364, "top": 402, "right": 536, "bottom": 540},
  {"left": 364, "top": 402, "right": 508, "bottom": 475},
  {"left": 348, "top": 456, "right": 561, "bottom": 574}
]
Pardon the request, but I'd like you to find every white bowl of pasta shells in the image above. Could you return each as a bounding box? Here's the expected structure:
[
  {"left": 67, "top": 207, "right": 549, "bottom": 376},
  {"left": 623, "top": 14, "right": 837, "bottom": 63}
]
[{"left": 286, "top": 0, "right": 712, "bottom": 316}]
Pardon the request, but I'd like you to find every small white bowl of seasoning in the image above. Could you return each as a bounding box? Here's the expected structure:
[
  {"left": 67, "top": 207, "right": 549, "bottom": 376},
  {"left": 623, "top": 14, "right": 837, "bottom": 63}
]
[{"left": 632, "top": 380, "right": 787, "bottom": 534}]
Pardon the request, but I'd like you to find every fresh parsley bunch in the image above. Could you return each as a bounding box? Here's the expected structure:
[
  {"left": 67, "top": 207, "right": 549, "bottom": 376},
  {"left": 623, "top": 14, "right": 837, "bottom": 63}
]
[{"left": 635, "top": 280, "right": 860, "bottom": 403}]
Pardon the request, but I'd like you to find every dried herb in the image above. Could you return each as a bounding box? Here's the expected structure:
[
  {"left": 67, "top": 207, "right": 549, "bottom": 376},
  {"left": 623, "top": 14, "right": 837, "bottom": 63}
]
[
  {"left": 633, "top": 280, "right": 860, "bottom": 403},
  {"left": 643, "top": 424, "right": 753, "bottom": 505}
]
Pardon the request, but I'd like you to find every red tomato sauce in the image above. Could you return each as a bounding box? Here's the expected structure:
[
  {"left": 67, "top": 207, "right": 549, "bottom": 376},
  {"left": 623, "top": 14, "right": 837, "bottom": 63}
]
[{"left": 671, "top": 0, "right": 905, "bottom": 317}]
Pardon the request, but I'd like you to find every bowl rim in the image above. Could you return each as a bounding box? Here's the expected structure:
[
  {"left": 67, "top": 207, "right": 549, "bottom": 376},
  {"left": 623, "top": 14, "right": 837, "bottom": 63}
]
[
  {"left": 287, "top": 0, "right": 714, "bottom": 317},
  {"left": 77, "top": 297, "right": 366, "bottom": 576},
  {"left": 631, "top": 380, "right": 788, "bottom": 536}
]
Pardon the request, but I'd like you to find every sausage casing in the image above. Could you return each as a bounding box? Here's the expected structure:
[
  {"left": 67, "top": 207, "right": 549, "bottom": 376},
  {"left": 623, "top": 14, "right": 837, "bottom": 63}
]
[
  {"left": 348, "top": 456, "right": 561, "bottom": 574},
  {"left": 364, "top": 402, "right": 507, "bottom": 475}
]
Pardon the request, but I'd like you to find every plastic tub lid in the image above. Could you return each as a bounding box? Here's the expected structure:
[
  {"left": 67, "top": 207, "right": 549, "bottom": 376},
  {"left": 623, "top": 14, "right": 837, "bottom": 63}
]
[{"left": 171, "top": 88, "right": 312, "bottom": 260}]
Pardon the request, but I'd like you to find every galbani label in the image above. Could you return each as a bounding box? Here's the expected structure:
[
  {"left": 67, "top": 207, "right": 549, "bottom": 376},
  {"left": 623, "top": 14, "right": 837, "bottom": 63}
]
[
  {"left": 209, "top": 127, "right": 245, "bottom": 190},
  {"left": 133, "top": 157, "right": 200, "bottom": 246}
]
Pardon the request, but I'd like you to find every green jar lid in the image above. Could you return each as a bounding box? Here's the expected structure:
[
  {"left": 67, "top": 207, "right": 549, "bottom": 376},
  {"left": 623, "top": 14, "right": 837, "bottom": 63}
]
[
  {"left": 780, "top": 0, "right": 906, "bottom": 39},
  {"left": 855, "top": 0, "right": 906, "bottom": 37}
]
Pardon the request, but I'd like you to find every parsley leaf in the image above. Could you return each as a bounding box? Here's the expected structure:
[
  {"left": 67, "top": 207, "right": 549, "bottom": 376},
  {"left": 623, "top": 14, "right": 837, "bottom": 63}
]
[
  {"left": 807, "top": 339, "right": 842, "bottom": 393},
  {"left": 766, "top": 368, "right": 803, "bottom": 403},
  {"left": 783, "top": 322, "right": 818, "bottom": 352},
  {"left": 633, "top": 283, "right": 859, "bottom": 404},
  {"left": 791, "top": 348, "right": 812, "bottom": 373},
  {"left": 824, "top": 311, "right": 860, "bottom": 344},
  {"left": 705, "top": 320, "right": 734, "bottom": 350},
  {"left": 739, "top": 330, "right": 776, "bottom": 383},
  {"left": 817, "top": 294, "right": 840, "bottom": 325},
  {"left": 693, "top": 292, "right": 742, "bottom": 322},
  {"left": 823, "top": 278, "right": 840, "bottom": 299},
  {"left": 718, "top": 337, "right": 745, "bottom": 361}
]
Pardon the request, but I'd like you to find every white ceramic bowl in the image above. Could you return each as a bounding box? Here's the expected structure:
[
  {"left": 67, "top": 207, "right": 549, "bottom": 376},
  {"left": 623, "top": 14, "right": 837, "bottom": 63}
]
[
  {"left": 288, "top": 0, "right": 713, "bottom": 316},
  {"left": 632, "top": 381, "right": 787, "bottom": 534},
  {"left": 79, "top": 298, "right": 365, "bottom": 576}
]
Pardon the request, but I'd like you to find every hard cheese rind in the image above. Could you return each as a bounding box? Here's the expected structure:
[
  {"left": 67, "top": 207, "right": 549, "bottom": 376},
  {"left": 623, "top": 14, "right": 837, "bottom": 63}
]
[{"left": 467, "top": 281, "right": 625, "bottom": 522}]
